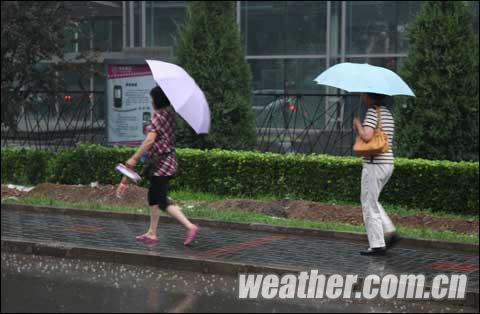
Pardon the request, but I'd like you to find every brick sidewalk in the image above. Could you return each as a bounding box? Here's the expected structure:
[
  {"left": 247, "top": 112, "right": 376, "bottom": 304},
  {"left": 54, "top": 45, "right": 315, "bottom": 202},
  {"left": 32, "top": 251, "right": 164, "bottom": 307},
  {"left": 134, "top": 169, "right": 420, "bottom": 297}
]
[{"left": 1, "top": 207, "right": 478, "bottom": 294}]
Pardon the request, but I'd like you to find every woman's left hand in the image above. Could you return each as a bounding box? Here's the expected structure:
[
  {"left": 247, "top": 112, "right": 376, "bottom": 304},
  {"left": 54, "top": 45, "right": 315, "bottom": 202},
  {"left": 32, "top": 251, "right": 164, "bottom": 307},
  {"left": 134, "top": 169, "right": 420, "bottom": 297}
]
[{"left": 126, "top": 158, "right": 138, "bottom": 169}]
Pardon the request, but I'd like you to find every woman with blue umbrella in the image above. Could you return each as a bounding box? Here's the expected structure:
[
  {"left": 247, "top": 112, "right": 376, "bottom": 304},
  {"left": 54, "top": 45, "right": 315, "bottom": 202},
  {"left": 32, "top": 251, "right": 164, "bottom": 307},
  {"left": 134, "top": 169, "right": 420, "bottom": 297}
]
[{"left": 314, "top": 63, "right": 415, "bottom": 256}]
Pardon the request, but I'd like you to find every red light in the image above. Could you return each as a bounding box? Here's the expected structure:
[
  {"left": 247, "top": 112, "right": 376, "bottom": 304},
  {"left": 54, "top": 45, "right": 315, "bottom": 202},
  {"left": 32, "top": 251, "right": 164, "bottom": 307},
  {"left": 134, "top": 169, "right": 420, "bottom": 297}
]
[
  {"left": 288, "top": 103, "right": 297, "bottom": 112},
  {"left": 64, "top": 95, "right": 73, "bottom": 101}
]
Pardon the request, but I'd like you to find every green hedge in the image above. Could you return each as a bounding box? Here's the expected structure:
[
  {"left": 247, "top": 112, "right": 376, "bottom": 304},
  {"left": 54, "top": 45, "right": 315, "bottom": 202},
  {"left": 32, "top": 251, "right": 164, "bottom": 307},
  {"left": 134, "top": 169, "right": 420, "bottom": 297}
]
[
  {"left": 1, "top": 145, "right": 478, "bottom": 215},
  {"left": 1, "top": 148, "right": 53, "bottom": 185}
]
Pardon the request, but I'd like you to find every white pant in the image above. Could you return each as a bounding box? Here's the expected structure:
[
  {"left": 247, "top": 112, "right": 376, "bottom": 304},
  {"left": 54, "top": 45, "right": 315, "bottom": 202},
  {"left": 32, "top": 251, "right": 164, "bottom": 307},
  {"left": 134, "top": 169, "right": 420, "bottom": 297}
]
[{"left": 361, "top": 163, "right": 396, "bottom": 248}]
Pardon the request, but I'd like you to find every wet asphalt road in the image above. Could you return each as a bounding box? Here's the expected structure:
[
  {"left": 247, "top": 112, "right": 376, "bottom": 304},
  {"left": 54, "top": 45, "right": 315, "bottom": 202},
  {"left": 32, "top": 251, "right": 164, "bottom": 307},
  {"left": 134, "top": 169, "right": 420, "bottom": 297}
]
[{"left": 1, "top": 253, "right": 477, "bottom": 313}]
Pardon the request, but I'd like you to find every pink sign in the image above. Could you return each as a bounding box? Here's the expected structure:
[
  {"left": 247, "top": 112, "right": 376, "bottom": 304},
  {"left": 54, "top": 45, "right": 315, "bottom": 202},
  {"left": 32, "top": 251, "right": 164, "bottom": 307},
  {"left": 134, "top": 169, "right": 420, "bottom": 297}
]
[{"left": 108, "top": 64, "right": 152, "bottom": 79}]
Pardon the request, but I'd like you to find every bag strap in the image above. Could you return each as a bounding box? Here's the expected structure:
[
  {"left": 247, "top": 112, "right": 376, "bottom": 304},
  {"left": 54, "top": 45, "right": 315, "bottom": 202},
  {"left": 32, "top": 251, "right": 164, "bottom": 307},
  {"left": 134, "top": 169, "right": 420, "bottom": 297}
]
[{"left": 375, "top": 105, "right": 383, "bottom": 131}]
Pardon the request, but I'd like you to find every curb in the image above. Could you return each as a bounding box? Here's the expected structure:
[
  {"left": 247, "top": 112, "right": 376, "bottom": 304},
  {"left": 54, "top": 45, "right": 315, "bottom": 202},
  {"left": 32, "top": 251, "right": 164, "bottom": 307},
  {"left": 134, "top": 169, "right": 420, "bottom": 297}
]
[
  {"left": 2, "top": 203, "right": 478, "bottom": 253},
  {"left": 1, "top": 237, "right": 296, "bottom": 276},
  {"left": 1, "top": 237, "right": 478, "bottom": 309}
]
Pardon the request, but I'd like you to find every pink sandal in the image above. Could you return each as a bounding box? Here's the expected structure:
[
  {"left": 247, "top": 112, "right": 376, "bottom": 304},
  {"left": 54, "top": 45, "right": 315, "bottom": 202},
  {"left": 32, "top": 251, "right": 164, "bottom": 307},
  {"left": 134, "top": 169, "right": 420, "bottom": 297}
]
[
  {"left": 136, "top": 234, "right": 147, "bottom": 241},
  {"left": 184, "top": 226, "right": 199, "bottom": 246},
  {"left": 136, "top": 234, "right": 159, "bottom": 244}
]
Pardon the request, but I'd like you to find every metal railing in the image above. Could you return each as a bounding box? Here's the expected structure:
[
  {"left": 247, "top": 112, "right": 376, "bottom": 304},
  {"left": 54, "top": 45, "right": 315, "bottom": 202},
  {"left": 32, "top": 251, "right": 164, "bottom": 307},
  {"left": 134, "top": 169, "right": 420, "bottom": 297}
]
[
  {"left": 2, "top": 91, "right": 365, "bottom": 155},
  {"left": 252, "top": 92, "right": 363, "bottom": 155},
  {"left": 1, "top": 91, "right": 106, "bottom": 151}
]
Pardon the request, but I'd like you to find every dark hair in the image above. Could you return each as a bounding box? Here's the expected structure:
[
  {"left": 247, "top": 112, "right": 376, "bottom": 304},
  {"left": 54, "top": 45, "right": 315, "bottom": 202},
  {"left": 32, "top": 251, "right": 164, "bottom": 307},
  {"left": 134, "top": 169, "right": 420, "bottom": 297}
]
[
  {"left": 366, "top": 93, "right": 386, "bottom": 104},
  {"left": 150, "top": 86, "right": 170, "bottom": 109}
]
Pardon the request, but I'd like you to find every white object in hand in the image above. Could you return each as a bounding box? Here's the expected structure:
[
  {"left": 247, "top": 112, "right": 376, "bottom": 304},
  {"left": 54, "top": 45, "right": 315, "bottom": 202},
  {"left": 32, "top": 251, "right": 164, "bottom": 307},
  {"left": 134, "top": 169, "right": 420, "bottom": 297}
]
[{"left": 115, "top": 164, "right": 142, "bottom": 183}]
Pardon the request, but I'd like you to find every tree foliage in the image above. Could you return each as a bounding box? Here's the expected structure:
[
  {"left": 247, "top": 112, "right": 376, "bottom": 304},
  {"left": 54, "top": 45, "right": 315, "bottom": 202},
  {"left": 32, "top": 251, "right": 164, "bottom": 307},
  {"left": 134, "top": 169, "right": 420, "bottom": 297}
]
[
  {"left": 396, "top": 1, "right": 479, "bottom": 161},
  {"left": 174, "top": 1, "right": 256, "bottom": 150}
]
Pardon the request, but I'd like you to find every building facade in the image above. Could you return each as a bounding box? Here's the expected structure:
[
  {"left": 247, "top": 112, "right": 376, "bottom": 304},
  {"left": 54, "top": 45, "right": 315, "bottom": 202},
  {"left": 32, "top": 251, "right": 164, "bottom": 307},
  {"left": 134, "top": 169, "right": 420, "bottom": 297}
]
[
  {"left": 63, "top": 1, "right": 439, "bottom": 90},
  {"left": 5, "top": 1, "right": 478, "bottom": 153},
  {"left": 63, "top": 1, "right": 478, "bottom": 90}
]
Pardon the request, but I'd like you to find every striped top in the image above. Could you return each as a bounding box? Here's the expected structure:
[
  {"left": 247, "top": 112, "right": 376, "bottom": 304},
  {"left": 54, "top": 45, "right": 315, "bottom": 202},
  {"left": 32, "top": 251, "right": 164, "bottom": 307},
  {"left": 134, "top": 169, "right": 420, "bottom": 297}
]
[{"left": 362, "top": 105, "right": 395, "bottom": 164}]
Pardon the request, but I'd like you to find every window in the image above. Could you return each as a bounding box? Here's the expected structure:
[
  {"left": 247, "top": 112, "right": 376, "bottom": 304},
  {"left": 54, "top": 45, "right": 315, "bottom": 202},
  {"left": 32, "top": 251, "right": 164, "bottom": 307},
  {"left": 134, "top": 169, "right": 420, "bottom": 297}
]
[
  {"left": 396, "top": 1, "right": 424, "bottom": 54},
  {"left": 64, "top": 1, "right": 123, "bottom": 52},
  {"left": 146, "top": 1, "right": 187, "bottom": 47},
  {"left": 346, "top": 1, "right": 422, "bottom": 55},
  {"left": 241, "top": 1, "right": 327, "bottom": 55},
  {"left": 92, "top": 18, "right": 123, "bottom": 51},
  {"left": 285, "top": 2, "right": 327, "bottom": 55}
]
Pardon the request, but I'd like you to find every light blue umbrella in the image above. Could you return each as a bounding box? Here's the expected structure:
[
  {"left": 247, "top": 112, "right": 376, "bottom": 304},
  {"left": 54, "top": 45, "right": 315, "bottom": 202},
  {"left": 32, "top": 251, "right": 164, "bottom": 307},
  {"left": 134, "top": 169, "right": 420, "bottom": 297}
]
[{"left": 313, "top": 62, "right": 415, "bottom": 97}]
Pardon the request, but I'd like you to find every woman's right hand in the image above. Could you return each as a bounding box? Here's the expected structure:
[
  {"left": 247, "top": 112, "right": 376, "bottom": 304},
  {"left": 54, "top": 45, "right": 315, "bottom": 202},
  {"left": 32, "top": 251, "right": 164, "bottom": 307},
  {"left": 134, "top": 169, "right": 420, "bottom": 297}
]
[
  {"left": 353, "top": 117, "right": 361, "bottom": 132},
  {"left": 126, "top": 158, "right": 138, "bottom": 169}
]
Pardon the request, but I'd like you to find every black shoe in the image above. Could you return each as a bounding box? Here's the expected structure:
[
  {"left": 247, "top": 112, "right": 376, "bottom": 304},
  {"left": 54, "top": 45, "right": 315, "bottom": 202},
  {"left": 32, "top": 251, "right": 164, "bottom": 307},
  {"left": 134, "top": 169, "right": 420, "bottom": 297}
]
[
  {"left": 360, "top": 247, "right": 387, "bottom": 256},
  {"left": 385, "top": 233, "right": 402, "bottom": 249}
]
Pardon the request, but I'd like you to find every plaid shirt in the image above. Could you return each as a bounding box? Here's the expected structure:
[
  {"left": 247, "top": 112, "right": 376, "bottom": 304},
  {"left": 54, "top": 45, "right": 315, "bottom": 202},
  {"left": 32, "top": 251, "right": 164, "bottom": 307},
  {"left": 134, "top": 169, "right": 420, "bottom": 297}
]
[{"left": 144, "top": 108, "right": 177, "bottom": 177}]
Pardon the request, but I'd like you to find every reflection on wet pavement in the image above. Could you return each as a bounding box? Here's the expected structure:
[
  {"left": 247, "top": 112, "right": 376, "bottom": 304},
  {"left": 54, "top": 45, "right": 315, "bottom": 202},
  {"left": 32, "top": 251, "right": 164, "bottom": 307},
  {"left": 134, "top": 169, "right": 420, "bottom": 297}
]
[{"left": 2, "top": 253, "right": 477, "bottom": 313}]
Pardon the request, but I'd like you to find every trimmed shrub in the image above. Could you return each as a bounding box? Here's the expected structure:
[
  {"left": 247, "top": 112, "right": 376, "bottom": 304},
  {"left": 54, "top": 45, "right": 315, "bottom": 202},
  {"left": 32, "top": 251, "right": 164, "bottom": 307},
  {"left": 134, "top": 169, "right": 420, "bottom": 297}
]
[
  {"left": 174, "top": 1, "right": 256, "bottom": 150},
  {"left": 396, "top": 1, "right": 479, "bottom": 161},
  {"left": 1, "top": 145, "right": 478, "bottom": 215},
  {"left": 1, "top": 148, "right": 53, "bottom": 185}
]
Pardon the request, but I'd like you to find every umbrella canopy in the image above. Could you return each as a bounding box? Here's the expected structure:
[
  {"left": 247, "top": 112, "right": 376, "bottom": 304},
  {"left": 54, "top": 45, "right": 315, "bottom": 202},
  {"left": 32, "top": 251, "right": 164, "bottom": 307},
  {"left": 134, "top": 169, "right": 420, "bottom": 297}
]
[
  {"left": 313, "top": 62, "right": 415, "bottom": 97},
  {"left": 146, "top": 59, "right": 211, "bottom": 134}
]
